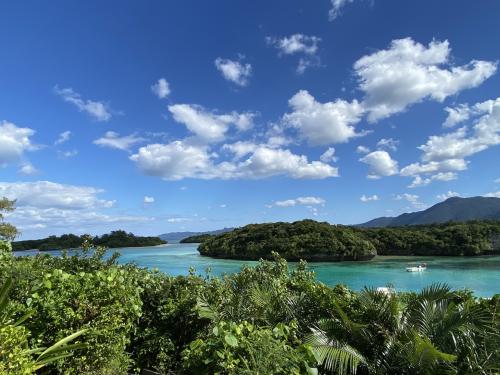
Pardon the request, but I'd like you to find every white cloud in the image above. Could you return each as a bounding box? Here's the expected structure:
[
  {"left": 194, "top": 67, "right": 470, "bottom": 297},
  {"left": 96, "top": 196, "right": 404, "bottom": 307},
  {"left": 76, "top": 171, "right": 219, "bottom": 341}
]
[
  {"left": 360, "top": 194, "right": 379, "bottom": 202},
  {"left": 167, "top": 217, "right": 191, "bottom": 223},
  {"left": 443, "top": 105, "right": 472, "bottom": 127},
  {"left": 151, "top": 78, "right": 171, "bottom": 99},
  {"left": 360, "top": 150, "right": 398, "bottom": 179},
  {"left": 143, "top": 196, "right": 155, "bottom": 204},
  {"left": 267, "top": 34, "right": 321, "bottom": 55},
  {"left": 401, "top": 97, "right": 500, "bottom": 186},
  {"left": 320, "top": 147, "right": 338, "bottom": 162},
  {"left": 266, "top": 34, "right": 321, "bottom": 74},
  {"left": 376, "top": 138, "right": 399, "bottom": 151},
  {"left": 215, "top": 58, "right": 252, "bottom": 86},
  {"left": 0, "top": 181, "right": 115, "bottom": 210},
  {"left": 6, "top": 206, "right": 152, "bottom": 236},
  {"left": 19, "top": 163, "right": 38, "bottom": 175},
  {"left": 54, "top": 86, "right": 113, "bottom": 121},
  {"left": 131, "top": 141, "right": 338, "bottom": 180},
  {"left": 356, "top": 145, "right": 370, "bottom": 154},
  {"left": 329, "top": 0, "right": 355, "bottom": 20},
  {"left": 436, "top": 191, "right": 460, "bottom": 200},
  {"left": 283, "top": 90, "right": 365, "bottom": 145},
  {"left": 0, "top": 121, "right": 37, "bottom": 166},
  {"left": 94, "top": 131, "right": 145, "bottom": 151},
  {"left": 168, "top": 104, "right": 255, "bottom": 143},
  {"left": 354, "top": 38, "right": 497, "bottom": 122},
  {"left": 408, "top": 172, "right": 458, "bottom": 188},
  {"left": 130, "top": 141, "right": 213, "bottom": 181},
  {"left": 484, "top": 191, "right": 500, "bottom": 198},
  {"left": 269, "top": 196, "right": 325, "bottom": 208},
  {"left": 55, "top": 130, "right": 71, "bottom": 145},
  {"left": 395, "top": 193, "right": 427, "bottom": 209},
  {"left": 219, "top": 204, "right": 227, "bottom": 208}
]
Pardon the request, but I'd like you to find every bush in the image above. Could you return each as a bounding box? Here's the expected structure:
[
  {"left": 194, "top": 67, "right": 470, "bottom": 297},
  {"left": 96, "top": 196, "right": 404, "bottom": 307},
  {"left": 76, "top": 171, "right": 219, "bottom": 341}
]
[{"left": 182, "top": 321, "right": 317, "bottom": 374}]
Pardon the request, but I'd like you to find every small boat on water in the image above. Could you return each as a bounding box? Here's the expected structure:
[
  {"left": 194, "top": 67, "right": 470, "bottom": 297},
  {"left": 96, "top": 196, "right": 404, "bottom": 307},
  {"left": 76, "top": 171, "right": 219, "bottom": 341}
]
[{"left": 406, "top": 263, "right": 427, "bottom": 272}]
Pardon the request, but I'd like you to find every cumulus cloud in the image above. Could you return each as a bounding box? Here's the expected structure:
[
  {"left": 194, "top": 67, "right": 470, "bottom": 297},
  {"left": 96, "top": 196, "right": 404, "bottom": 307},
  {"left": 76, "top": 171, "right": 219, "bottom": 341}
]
[
  {"left": 143, "top": 196, "right": 155, "bottom": 204},
  {"left": 266, "top": 34, "right": 321, "bottom": 74},
  {"left": 130, "top": 141, "right": 338, "bottom": 180},
  {"left": 376, "top": 138, "right": 399, "bottom": 151},
  {"left": 19, "top": 163, "right": 38, "bottom": 175},
  {"left": 360, "top": 150, "right": 398, "bottom": 179},
  {"left": 55, "top": 130, "right": 71, "bottom": 145},
  {"left": 401, "top": 97, "right": 500, "bottom": 186},
  {"left": 268, "top": 196, "right": 325, "bottom": 208},
  {"left": 54, "top": 86, "right": 113, "bottom": 121},
  {"left": 320, "top": 147, "right": 338, "bottom": 162},
  {"left": 94, "top": 131, "right": 145, "bottom": 151},
  {"left": 0, "top": 181, "right": 115, "bottom": 210},
  {"left": 356, "top": 145, "right": 370, "bottom": 154},
  {"left": 151, "top": 78, "right": 171, "bottom": 99},
  {"left": 360, "top": 194, "right": 379, "bottom": 202},
  {"left": 215, "top": 58, "right": 252, "bottom": 86},
  {"left": 168, "top": 104, "right": 255, "bottom": 143},
  {"left": 329, "top": 0, "right": 355, "bottom": 20},
  {"left": 354, "top": 38, "right": 497, "bottom": 122},
  {"left": 283, "top": 90, "right": 365, "bottom": 145},
  {"left": 436, "top": 191, "right": 460, "bottom": 200},
  {"left": 0, "top": 121, "right": 37, "bottom": 166}
]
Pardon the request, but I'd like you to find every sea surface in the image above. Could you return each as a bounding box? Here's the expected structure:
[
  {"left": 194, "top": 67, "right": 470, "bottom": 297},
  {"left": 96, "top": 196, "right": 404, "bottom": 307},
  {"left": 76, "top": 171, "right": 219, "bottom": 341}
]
[{"left": 15, "top": 243, "right": 500, "bottom": 297}]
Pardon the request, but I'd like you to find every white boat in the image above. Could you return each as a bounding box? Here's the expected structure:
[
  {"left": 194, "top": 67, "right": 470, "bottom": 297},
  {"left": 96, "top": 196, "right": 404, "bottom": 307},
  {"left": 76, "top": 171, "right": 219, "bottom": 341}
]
[{"left": 406, "top": 263, "right": 427, "bottom": 272}]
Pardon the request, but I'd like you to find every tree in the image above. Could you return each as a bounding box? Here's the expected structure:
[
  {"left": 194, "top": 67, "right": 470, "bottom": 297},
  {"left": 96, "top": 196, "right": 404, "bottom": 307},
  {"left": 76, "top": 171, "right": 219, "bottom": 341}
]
[{"left": 0, "top": 198, "right": 17, "bottom": 242}]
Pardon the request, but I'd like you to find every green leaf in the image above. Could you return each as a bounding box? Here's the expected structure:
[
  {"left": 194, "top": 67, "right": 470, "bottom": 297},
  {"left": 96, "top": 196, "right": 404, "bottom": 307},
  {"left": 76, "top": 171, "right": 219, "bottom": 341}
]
[{"left": 224, "top": 333, "right": 238, "bottom": 348}]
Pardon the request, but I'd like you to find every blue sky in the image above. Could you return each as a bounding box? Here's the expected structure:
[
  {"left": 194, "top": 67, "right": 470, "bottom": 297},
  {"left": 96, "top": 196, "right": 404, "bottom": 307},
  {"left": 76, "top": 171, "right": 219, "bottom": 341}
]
[{"left": 1, "top": 0, "right": 500, "bottom": 239}]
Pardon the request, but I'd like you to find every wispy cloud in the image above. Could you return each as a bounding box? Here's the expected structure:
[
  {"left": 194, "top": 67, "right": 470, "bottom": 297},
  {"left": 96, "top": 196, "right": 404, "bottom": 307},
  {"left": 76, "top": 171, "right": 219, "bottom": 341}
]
[{"left": 54, "top": 85, "right": 114, "bottom": 121}]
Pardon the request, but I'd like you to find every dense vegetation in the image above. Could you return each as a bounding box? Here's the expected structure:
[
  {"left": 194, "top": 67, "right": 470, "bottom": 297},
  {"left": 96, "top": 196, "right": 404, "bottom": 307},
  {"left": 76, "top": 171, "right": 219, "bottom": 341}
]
[
  {"left": 199, "top": 219, "right": 500, "bottom": 260},
  {"left": 180, "top": 234, "right": 215, "bottom": 243},
  {"left": 362, "top": 220, "right": 500, "bottom": 256},
  {"left": 0, "top": 200, "right": 499, "bottom": 374},
  {"left": 199, "top": 220, "right": 377, "bottom": 261},
  {"left": 12, "top": 230, "right": 167, "bottom": 251}
]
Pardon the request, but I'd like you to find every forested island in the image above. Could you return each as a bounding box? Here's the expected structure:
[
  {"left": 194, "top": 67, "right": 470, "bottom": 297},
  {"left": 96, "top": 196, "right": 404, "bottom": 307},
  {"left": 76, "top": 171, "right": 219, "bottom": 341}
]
[
  {"left": 12, "top": 230, "right": 167, "bottom": 251},
  {"left": 199, "top": 219, "right": 500, "bottom": 261},
  {"left": 199, "top": 220, "right": 377, "bottom": 261},
  {"left": 180, "top": 233, "right": 215, "bottom": 243}
]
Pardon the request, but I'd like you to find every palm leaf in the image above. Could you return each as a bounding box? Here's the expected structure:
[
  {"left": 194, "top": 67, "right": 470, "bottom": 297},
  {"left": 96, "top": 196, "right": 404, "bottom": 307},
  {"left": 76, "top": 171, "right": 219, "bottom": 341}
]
[{"left": 305, "top": 324, "right": 366, "bottom": 375}]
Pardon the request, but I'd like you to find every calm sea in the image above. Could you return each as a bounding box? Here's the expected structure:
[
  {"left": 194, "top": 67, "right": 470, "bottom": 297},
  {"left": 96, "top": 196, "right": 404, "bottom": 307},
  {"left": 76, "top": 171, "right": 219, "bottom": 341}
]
[{"left": 15, "top": 243, "right": 500, "bottom": 297}]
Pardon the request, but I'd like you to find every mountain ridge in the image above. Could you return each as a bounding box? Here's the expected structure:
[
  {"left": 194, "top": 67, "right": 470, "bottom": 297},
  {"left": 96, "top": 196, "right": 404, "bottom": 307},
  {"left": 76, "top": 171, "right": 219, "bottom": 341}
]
[
  {"left": 359, "top": 196, "right": 500, "bottom": 227},
  {"left": 158, "top": 228, "right": 234, "bottom": 242}
]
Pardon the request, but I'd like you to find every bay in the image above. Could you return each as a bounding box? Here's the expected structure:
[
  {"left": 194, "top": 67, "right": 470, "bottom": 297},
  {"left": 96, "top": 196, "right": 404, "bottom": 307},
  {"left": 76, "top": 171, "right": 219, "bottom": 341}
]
[{"left": 15, "top": 243, "right": 500, "bottom": 297}]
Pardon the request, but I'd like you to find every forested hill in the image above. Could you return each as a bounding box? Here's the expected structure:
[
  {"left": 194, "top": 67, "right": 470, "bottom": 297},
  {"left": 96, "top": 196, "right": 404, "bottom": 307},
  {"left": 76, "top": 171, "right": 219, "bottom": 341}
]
[
  {"left": 199, "top": 220, "right": 377, "bottom": 261},
  {"left": 359, "top": 196, "right": 500, "bottom": 227},
  {"left": 199, "top": 219, "right": 500, "bottom": 260},
  {"left": 12, "top": 230, "right": 167, "bottom": 251},
  {"left": 159, "top": 228, "right": 234, "bottom": 242}
]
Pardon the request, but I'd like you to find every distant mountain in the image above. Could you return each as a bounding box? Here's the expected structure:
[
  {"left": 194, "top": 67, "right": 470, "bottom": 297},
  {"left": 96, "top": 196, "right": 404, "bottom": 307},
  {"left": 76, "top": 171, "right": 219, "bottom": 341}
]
[
  {"left": 359, "top": 196, "right": 500, "bottom": 227},
  {"left": 158, "top": 228, "right": 234, "bottom": 243}
]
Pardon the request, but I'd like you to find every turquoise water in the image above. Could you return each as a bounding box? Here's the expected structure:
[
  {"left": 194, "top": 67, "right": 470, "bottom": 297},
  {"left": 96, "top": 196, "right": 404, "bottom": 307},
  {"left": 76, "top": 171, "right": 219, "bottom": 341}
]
[{"left": 16, "top": 243, "right": 500, "bottom": 297}]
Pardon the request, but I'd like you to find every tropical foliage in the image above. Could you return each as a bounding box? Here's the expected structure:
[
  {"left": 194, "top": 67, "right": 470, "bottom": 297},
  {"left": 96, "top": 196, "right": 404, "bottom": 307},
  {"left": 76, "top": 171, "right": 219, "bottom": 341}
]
[{"left": 1, "top": 199, "right": 499, "bottom": 374}]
